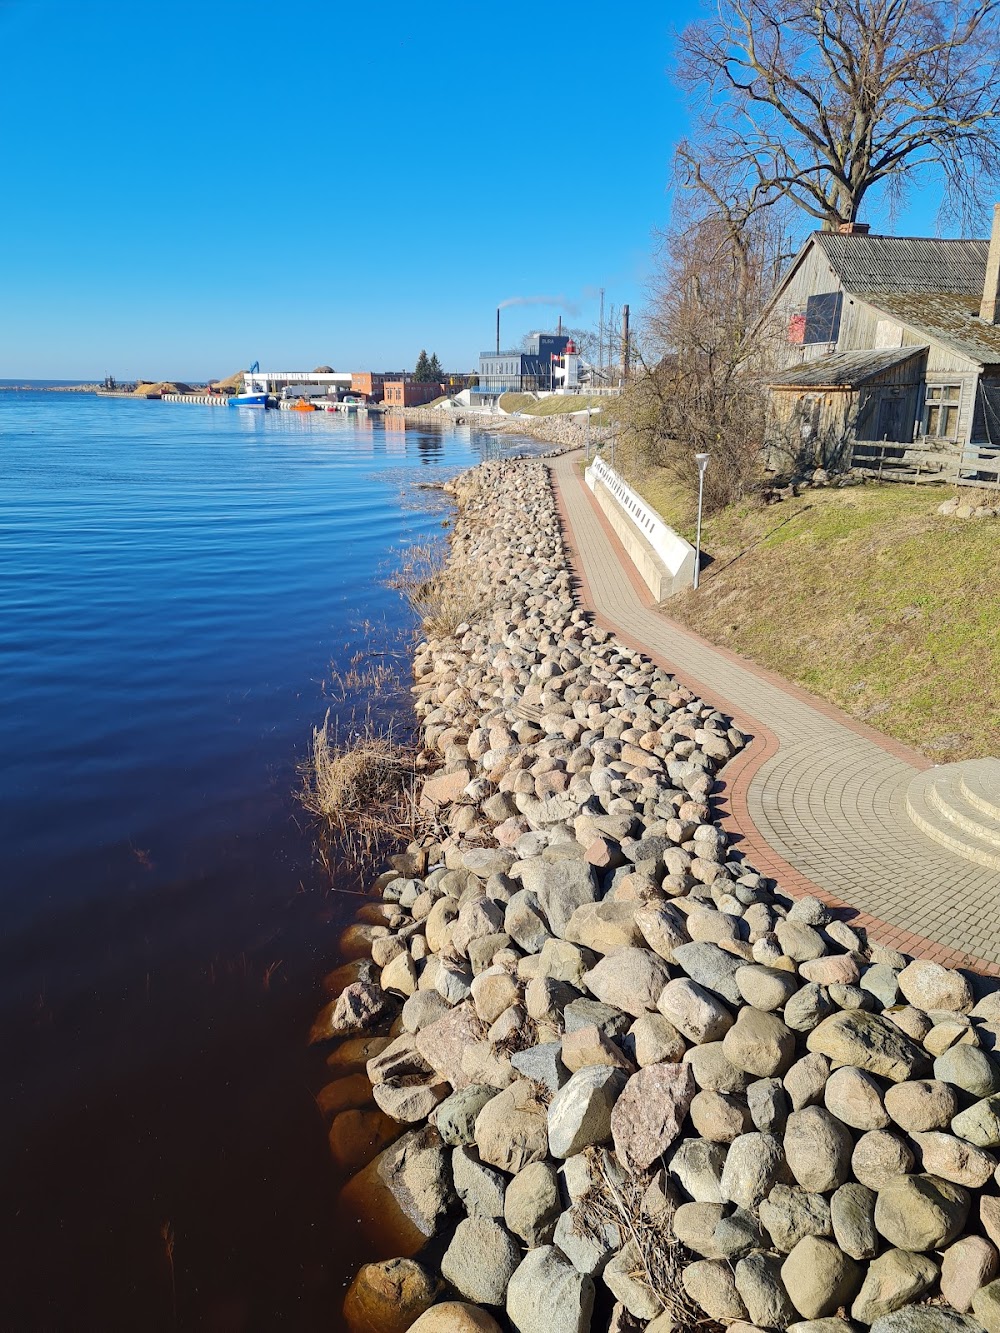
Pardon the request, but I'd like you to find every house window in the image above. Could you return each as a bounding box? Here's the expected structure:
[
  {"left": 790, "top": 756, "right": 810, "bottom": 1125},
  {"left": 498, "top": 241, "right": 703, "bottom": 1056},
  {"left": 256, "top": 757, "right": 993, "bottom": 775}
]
[
  {"left": 925, "top": 384, "right": 961, "bottom": 438},
  {"left": 803, "top": 292, "right": 843, "bottom": 344}
]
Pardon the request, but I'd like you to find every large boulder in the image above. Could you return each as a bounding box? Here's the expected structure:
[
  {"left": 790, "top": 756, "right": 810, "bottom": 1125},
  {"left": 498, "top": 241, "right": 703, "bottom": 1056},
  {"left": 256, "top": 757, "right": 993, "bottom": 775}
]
[
  {"left": 342, "top": 1258, "right": 441, "bottom": 1333},
  {"left": 582, "top": 948, "right": 671, "bottom": 1016},
  {"left": 440, "top": 1217, "right": 521, "bottom": 1306},
  {"left": 873, "top": 1173, "right": 970, "bottom": 1251},
  {"left": 503, "top": 1160, "right": 561, "bottom": 1248},
  {"left": 760, "top": 1184, "right": 833, "bottom": 1253},
  {"left": 548, "top": 1065, "right": 628, "bottom": 1158},
  {"left": 658, "top": 978, "right": 734, "bottom": 1043},
  {"left": 851, "top": 1249, "right": 939, "bottom": 1324},
  {"left": 505, "top": 1246, "right": 595, "bottom": 1333},
  {"left": 951, "top": 1095, "right": 1000, "bottom": 1148},
  {"left": 941, "top": 1235, "right": 1000, "bottom": 1313},
  {"left": 720, "top": 1132, "right": 788, "bottom": 1209},
  {"left": 474, "top": 1081, "right": 549, "bottom": 1173},
  {"left": 897, "top": 959, "right": 974, "bottom": 1013},
  {"left": 723, "top": 1008, "right": 797, "bottom": 1077},
  {"left": 735, "top": 1252, "right": 797, "bottom": 1329},
  {"left": 682, "top": 1258, "right": 750, "bottom": 1321},
  {"left": 806, "top": 1012, "right": 927, "bottom": 1082},
  {"left": 377, "top": 1126, "right": 455, "bottom": 1238},
  {"left": 610, "top": 1062, "right": 697, "bottom": 1174},
  {"left": 408, "top": 1303, "right": 504, "bottom": 1332},
  {"left": 519, "top": 859, "right": 599, "bottom": 938},
  {"left": 784, "top": 1107, "right": 854, "bottom": 1193},
  {"left": 781, "top": 1236, "right": 863, "bottom": 1320}
]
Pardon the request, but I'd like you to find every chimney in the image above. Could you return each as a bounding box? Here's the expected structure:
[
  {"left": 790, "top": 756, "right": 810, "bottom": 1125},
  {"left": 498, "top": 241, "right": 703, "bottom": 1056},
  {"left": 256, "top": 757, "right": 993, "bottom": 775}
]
[
  {"left": 981, "top": 204, "right": 1000, "bottom": 323},
  {"left": 496, "top": 308, "right": 500, "bottom": 354},
  {"left": 837, "top": 221, "right": 870, "bottom": 234},
  {"left": 557, "top": 315, "right": 562, "bottom": 337}
]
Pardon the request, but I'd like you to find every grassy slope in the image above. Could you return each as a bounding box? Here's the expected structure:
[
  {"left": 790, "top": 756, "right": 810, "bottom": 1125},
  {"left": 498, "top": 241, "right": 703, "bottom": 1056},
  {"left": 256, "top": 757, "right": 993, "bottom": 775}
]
[
  {"left": 500, "top": 393, "right": 607, "bottom": 417},
  {"left": 623, "top": 462, "right": 999, "bottom": 762}
]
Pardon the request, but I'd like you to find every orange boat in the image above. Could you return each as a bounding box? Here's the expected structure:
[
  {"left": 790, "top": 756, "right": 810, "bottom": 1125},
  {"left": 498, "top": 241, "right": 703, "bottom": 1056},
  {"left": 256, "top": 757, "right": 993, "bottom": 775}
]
[{"left": 291, "top": 398, "right": 314, "bottom": 412}]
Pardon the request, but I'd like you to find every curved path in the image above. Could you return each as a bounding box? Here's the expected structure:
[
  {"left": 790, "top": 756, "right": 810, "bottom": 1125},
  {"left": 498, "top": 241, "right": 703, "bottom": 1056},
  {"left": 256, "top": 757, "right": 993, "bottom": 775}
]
[{"left": 548, "top": 451, "right": 1000, "bottom": 974}]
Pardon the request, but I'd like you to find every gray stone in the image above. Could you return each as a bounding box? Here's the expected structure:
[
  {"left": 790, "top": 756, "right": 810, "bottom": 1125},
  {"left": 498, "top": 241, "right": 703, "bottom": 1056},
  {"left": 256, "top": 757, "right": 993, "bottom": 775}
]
[
  {"left": 503, "top": 1160, "right": 561, "bottom": 1248},
  {"left": 736, "top": 964, "right": 801, "bottom": 1011},
  {"left": 824, "top": 1065, "right": 890, "bottom": 1130},
  {"left": 673, "top": 1201, "right": 725, "bottom": 1258},
  {"left": 714, "top": 1207, "right": 766, "bottom": 1258},
  {"left": 504, "top": 889, "right": 552, "bottom": 954},
  {"left": 941, "top": 1235, "right": 1000, "bottom": 1313},
  {"left": 669, "top": 1137, "right": 728, "bottom": 1202},
  {"left": 672, "top": 941, "right": 745, "bottom": 1005},
  {"left": 860, "top": 964, "right": 902, "bottom": 1009},
  {"left": 911, "top": 1130, "right": 998, "bottom": 1187},
  {"left": 760, "top": 1184, "right": 833, "bottom": 1253},
  {"left": 682, "top": 1258, "right": 750, "bottom": 1322},
  {"left": 634, "top": 903, "right": 689, "bottom": 962},
  {"left": 603, "top": 1241, "right": 664, "bottom": 1321},
  {"left": 781, "top": 1236, "right": 862, "bottom": 1321},
  {"left": 897, "top": 959, "right": 973, "bottom": 1014},
  {"left": 452, "top": 1145, "right": 506, "bottom": 1219},
  {"left": 831, "top": 1182, "right": 878, "bottom": 1260},
  {"left": 776, "top": 920, "right": 827, "bottom": 962},
  {"left": 851, "top": 1249, "right": 939, "bottom": 1324},
  {"left": 440, "top": 1216, "right": 520, "bottom": 1305},
  {"left": 785, "top": 984, "right": 836, "bottom": 1032},
  {"left": 510, "top": 1042, "right": 568, "bottom": 1096},
  {"left": 721, "top": 1132, "right": 788, "bottom": 1209},
  {"left": 377, "top": 1126, "right": 455, "bottom": 1237},
  {"left": 784, "top": 1107, "right": 854, "bottom": 1193},
  {"left": 735, "top": 1252, "right": 797, "bottom": 1329},
  {"left": 505, "top": 1245, "right": 595, "bottom": 1333},
  {"left": 520, "top": 859, "right": 599, "bottom": 937},
  {"left": 658, "top": 977, "right": 734, "bottom": 1043},
  {"left": 789, "top": 896, "right": 832, "bottom": 927},
  {"left": 684, "top": 1041, "right": 752, "bottom": 1093},
  {"left": 870, "top": 1310, "right": 985, "bottom": 1333},
  {"left": 806, "top": 1011, "right": 927, "bottom": 1082},
  {"left": 563, "top": 997, "right": 631, "bottom": 1040},
  {"left": 547, "top": 1065, "right": 627, "bottom": 1158},
  {"left": 934, "top": 1045, "right": 1000, "bottom": 1098},
  {"left": 402, "top": 989, "right": 451, "bottom": 1033},
  {"left": 748, "top": 1077, "right": 790, "bottom": 1135},
  {"left": 723, "top": 1008, "right": 797, "bottom": 1077},
  {"left": 582, "top": 947, "right": 671, "bottom": 1017},
  {"left": 785, "top": 1052, "right": 832, "bottom": 1110},
  {"left": 873, "top": 1172, "right": 970, "bottom": 1250},
  {"left": 564, "top": 900, "right": 645, "bottom": 954},
  {"left": 552, "top": 1203, "right": 620, "bottom": 1277},
  {"left": 952, "top": 1095, "right": 1000, "bottom": 1148},
  {"left": 611, "top": 1061, "right": 696, "bottom": 1174},
  {"left": 474, "top": 1081, "right": 549, "bottom": 1173},
  {"left": 433, "top": 1085, "right": 497, "bottom": 1146}
]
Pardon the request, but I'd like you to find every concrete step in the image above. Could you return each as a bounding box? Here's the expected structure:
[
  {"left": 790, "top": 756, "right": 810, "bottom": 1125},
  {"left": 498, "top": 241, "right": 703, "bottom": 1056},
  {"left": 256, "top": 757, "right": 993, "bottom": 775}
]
[{"left": 906, "top": 759, "right": 1000, "bottom": 871}]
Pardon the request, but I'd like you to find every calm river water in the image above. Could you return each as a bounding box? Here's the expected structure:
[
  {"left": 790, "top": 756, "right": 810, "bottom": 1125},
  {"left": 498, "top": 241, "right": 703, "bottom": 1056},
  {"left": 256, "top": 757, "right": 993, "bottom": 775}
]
[{"left": 0, "top": 390, "right": 536, "bottom": 1331}]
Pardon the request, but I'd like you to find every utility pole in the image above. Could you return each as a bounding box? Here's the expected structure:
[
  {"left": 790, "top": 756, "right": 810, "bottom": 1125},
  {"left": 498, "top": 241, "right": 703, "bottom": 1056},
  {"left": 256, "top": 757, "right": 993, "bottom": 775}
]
[
  {"left": 598, "top": 288, "right": 605, "bottom": 384},
  {"left": 621, "top": 304, "right": 630, "bottom": 383}
]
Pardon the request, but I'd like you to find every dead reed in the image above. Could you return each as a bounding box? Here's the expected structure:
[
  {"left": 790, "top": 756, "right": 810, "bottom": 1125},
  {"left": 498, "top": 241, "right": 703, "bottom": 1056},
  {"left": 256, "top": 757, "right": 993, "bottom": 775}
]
[{"left": 386, "top": 540, "right": 491, "bottom": 640}]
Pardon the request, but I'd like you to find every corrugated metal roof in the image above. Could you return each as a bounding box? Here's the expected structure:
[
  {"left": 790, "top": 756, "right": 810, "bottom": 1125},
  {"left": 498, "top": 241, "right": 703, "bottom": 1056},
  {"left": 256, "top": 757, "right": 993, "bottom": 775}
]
[
  {"left": 815, "top": 233, "right": 989, "bottom": 294},
  {"left": 769, "top": 347, "right": 925, "bottom": 389},
  {"left": 865, "top": 291, "right": 1000, "bottom": 366}
]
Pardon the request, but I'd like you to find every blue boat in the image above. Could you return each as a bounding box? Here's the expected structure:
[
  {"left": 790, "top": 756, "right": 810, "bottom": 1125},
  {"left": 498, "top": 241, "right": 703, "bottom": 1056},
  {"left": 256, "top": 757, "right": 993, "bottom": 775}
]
[{"left": 229, "top": 361, "right": 271, "bottom": 408}]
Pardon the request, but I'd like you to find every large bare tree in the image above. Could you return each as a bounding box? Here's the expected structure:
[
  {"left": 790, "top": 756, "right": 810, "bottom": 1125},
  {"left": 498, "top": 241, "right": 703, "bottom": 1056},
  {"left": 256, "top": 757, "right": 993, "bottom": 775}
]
[{"left": 675, "top": 0, "right": 1000, "bottom": 228}]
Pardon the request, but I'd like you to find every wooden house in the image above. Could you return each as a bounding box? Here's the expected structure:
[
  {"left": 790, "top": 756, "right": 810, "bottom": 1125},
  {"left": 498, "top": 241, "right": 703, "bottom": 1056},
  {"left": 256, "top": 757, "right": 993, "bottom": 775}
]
[{"left": 759, "top": 209, "right": 1000, "bottom": 481}]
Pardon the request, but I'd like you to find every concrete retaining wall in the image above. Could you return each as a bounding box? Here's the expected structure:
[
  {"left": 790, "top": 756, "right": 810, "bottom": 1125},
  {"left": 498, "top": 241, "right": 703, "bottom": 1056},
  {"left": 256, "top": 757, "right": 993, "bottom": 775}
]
[
  {"left": 585, "top": 454, "right": 695, "bottom": 599},
  {"left": 161, "top": 393, "right": 231, "bottom": 406}
]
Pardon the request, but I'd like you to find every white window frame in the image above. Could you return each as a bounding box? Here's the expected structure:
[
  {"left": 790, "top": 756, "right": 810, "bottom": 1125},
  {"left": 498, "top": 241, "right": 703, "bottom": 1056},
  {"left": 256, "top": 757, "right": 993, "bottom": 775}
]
[{"left": 924, "top": 382, "right": 962, "bottom": 440}]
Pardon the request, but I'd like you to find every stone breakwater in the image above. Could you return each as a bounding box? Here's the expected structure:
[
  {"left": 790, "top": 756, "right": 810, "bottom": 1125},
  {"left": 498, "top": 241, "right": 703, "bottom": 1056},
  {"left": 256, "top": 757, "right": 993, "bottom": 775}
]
[
  {"left": 312, "top": 458, "right": 1000, "bottom": 1333},
  {"left": 395, "top": 405, "right": 613, "bottom": 450}
]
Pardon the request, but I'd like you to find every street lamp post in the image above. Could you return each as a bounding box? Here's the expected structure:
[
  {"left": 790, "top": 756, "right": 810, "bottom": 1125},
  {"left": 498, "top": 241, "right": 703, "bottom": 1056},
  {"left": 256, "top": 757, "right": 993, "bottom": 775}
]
[{"left": 693, "top": 453, "right": 710, "bottom": 589}]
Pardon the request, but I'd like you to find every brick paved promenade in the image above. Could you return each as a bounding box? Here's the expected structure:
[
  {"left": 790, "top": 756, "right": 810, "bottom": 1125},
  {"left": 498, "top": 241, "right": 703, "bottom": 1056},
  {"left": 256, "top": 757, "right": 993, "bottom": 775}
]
[{"left": 549, "top": 452, "right": 1000, "bottom": 973}]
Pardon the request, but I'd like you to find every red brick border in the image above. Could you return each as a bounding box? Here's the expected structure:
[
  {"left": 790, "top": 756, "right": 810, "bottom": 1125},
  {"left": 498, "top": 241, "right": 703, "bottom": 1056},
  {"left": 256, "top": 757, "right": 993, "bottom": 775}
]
[{"left": 549, "top": 456, "right": 998, "bottom": 977}]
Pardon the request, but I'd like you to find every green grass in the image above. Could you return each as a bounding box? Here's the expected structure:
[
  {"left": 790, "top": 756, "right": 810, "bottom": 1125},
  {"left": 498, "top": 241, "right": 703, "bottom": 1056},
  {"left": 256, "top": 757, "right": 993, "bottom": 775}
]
[
  {"left": 500, "top": 392, "right": 607, "bottom": 418},
  {"left": 642, "top": 477, "right": 1000, "bottom": 762}
]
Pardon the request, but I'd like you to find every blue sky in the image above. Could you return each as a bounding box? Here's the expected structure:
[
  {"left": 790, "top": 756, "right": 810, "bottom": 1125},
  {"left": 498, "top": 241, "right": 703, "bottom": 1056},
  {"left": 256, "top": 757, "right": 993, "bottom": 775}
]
[{"left": 0, "top": 0, "right": 972, "bottom": 379}]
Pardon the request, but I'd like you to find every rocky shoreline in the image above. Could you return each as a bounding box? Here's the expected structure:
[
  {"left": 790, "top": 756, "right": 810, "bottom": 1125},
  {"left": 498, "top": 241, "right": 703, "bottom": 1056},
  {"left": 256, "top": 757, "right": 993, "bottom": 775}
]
[
  {"left": 311, "top": 457, "right": 1000, "bottom": 1333},
  {"left": 395, "top": 405, "right": 614, "bottom": 451}
]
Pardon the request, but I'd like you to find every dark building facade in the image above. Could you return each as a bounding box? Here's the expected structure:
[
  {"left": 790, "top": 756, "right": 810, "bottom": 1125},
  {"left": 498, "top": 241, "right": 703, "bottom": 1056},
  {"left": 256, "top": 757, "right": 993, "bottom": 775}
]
[{"left": 477, "top": 333, "right": 570, "bottom": 394}]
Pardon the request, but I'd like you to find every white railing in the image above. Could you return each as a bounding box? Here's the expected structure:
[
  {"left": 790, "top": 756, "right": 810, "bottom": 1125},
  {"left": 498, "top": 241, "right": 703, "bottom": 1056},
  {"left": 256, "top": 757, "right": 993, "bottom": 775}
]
[{"left": 585, "top": 454, "right": 696, "bottom": 594}]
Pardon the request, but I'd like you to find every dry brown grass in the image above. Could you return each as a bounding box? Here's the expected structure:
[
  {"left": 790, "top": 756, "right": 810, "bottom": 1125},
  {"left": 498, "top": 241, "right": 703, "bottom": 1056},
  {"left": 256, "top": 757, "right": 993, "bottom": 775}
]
[
  {"left": 387, "top": 540, "right": 489, "bottom": 640},
  {"left": 299, "top": 712, "right": 430, "bottom": 868},
  {"left": 575, "top": 1152, "right": 720, "bottom": 1332}
]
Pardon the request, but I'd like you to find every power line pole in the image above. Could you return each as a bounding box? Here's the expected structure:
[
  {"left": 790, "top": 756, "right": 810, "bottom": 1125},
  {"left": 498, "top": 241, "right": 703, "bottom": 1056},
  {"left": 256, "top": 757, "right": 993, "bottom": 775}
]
[{"left": 598, "top": 288, "right": 605, "bottom": 384}]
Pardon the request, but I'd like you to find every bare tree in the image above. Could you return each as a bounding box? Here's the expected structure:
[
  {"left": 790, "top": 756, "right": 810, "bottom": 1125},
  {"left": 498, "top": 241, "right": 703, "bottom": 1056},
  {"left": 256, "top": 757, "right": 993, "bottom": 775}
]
[
  {"left": 675, "top": 0, "right": 1000, "bottom": 229},
  {"left": 618, "top": 200, "right": 793, "bottom": 510}
]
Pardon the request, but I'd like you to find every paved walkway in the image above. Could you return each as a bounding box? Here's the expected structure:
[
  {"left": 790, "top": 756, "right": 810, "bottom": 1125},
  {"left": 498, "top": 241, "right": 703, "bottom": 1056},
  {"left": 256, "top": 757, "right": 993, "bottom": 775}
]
[{"left": 549, "top": 452, "right": 1000, "bottom": 973}]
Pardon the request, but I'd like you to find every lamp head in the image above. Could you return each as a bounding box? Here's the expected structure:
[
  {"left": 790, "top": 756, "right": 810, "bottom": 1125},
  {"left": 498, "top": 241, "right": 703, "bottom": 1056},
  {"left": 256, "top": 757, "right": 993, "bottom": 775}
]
[{"left": 695, "top": 453, "right": 710, "bottom": 474}]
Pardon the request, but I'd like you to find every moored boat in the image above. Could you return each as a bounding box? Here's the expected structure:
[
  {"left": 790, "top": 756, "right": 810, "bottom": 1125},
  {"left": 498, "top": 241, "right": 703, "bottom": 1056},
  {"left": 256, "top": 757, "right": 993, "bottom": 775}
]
[{"left": 228, "top": 361, "right": 271, "bottom": 408}]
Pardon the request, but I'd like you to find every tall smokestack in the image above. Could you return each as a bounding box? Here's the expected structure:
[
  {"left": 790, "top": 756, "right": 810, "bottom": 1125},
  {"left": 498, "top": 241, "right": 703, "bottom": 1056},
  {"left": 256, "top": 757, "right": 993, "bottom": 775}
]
[
  {"left": 558, "top": 315, "right": 562, "bottom": 337},
  {"left": 621, "top": 304, "right": 631, "bottom": 380},
  {"left": 981, "top": 204, "right": 1000, "bottom": 323},
  {"left": 496, "top": 308, "right": 500, "bottom": 354}
]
